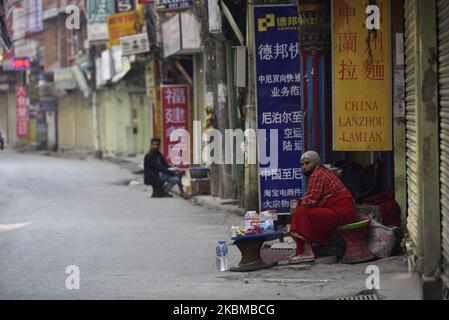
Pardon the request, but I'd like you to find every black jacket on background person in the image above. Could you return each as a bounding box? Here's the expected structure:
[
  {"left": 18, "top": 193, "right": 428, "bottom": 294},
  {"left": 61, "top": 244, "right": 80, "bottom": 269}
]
[
  {"left": 143, "top": 150, "right": 175, "bottom": 185},
  {"left": 0, "top": 128, "right": 4, "bottom": 150}
]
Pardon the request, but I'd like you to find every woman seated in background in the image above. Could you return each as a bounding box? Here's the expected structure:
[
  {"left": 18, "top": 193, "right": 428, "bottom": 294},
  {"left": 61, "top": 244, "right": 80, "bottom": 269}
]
[{"left": 288, "top": 151, "right": 358, "bottom": 264}]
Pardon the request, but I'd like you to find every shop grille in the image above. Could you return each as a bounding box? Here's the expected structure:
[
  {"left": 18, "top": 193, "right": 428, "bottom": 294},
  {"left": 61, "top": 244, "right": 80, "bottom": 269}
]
[{"left": 337, "top": 294, "right": 380, "bottom": 300}]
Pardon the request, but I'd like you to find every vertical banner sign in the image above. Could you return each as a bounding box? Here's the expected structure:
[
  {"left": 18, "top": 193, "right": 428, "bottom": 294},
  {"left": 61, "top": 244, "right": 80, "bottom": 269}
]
[
  {"left": 254, "top": 5, "right": 303, "bottom": 214},
  {"left": 161, "top": 85, "right": 190, "bottom": 167},
  {"left": 333, "top": 0, "right": 391, "bottom": 151},
  {"left": 15, "top": 85, "right": 29, "bottom": 138}
]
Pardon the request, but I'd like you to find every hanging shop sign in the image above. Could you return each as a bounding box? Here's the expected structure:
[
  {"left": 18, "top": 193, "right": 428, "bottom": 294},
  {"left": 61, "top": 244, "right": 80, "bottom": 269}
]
[
  {"left": 13, "top": 39, "right": 39, "bottom": 60},
  {"left": 332, "top": 0, "right": 392, "bottom": 151},
  {"left": 254, "top": 5, "right": 303, "bottom": 214},
  {"left": 88, "top": 23, "right": 110, "bottom": 42},
  {"left": 25, "top": 0, "right": 43, "bottom": 34},
  {"left": 115, "top": 0, "right": 134, "bottom": 13},
  {"left": 11, "top": 56, "right": 29, "bottom": 70},
  {"left": 88, "top": 0, "right": 115, "bottom": 22},
  {"left": 156, "top": 0, "right": 194, "bottom": 12},
  {"left": 72, "top": 65, "right": 90, "bottom": 97},
  {"left": 161, "top": 11, "right": 201, "bottom": 58},
  {"left": 54, "top": 67, "right": 77, "bottom": 90},
  {"left": 160, "top": 84, "right": 190, "bottom": 167},
  {"left": 87, "top": 0, "right": 115, "bottom": 41},
  {"left": 120, "top": 32, "right": 150, "bottom": 55},
  {"left": 16, "top": 85, "right": 30, "bottom": 138},
  {"left": 107, "top": 10, "right": 143, "bottom": 46},
  {"left": 10, "top": 2, "right": 26, "bottom": 41},
  {"left": 208, "top": 0, "right": 222, "bottom": 34}
]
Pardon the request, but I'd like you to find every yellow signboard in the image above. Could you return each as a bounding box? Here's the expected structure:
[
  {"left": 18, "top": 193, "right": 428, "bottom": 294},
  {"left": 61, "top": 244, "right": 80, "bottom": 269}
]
[
  {"left": 107, "top": 10, "right": 144, "bottom": 47},
  {"left": 333, "top": 0, "right": 391, "bottom": 151}
]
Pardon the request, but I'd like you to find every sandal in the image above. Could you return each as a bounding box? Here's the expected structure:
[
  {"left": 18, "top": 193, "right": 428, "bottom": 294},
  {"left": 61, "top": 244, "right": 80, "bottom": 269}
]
[{"left": 288, "top": 255, "right": 315, "bottom": 265}]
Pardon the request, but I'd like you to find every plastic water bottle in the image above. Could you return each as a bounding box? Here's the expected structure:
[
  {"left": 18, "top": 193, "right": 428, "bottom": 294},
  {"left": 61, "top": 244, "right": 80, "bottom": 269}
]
[{"left": 216, "top": 240, "right": 228, "bottom": 272}]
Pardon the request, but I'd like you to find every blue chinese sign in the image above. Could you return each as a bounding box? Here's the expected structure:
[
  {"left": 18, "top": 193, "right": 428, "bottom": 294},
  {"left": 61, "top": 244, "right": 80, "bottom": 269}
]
[
  {"left": 156, "top": 0, "right": 194, "bottom": 12},
  {"left": 254, "top": 5, "right": 303, "bottom": 214}
]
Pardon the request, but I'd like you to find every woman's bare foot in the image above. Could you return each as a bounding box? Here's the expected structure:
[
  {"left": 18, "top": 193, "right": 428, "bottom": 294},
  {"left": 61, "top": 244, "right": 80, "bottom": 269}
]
[{"left": 288, "top": 254, "right": 315, "bottom": 264}]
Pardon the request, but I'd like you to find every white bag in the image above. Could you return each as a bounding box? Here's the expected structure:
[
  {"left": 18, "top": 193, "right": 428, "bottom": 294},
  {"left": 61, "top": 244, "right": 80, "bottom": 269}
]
[{"left": 366, "top": 220, "right": 397, "bottom": 258}]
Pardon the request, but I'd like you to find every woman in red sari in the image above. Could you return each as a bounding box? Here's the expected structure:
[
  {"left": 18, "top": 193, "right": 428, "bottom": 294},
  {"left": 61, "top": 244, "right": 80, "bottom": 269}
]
[{"left": 288, "top": 151, "right": 358, "bottom": 264}]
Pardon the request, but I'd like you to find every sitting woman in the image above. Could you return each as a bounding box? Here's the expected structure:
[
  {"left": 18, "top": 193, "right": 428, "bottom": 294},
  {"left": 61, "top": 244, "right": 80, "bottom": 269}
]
[{"left": 288, "top": 151, "right": 358, "bottom": 264}]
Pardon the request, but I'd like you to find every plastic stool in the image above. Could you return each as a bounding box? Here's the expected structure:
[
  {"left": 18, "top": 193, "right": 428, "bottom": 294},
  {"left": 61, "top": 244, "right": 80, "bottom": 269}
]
[{"left": 337, "top": 220, "right": 375, "bottom": 264}]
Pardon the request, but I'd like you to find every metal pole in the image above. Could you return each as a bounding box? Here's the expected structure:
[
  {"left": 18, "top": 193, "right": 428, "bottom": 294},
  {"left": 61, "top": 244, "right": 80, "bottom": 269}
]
[
  {"left": 215, "top": 39, "right": 233, "bottom": 199},
  {"left": 245, "top": 0, "right": 259, "bottom": 211},
  {"left": 89, "top": 45, "right": 102, "bottom": 158}
]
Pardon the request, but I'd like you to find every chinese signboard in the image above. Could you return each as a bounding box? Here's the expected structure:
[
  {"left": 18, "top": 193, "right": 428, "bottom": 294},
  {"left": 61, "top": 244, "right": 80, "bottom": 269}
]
[
  {"left": 107, "top": 10, "right": 143, "bottom": 46},
  {"left": 156, "top": 0, "right": 194, "bottom": 12},
  {"left": 15, "top": 85, "right": 29, "bottom": 138},
  {"left": 160, "top": 85, "right": 190, "bottom": 167},
  {"left": 332, "top": 0, "right": 392, "bottom": 151},
  {"left": 254, "top": 5, "right": 303, "bottom": 214}
]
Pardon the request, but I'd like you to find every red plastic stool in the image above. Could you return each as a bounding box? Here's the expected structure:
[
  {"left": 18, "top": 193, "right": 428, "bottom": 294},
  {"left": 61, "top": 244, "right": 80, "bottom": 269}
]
[{"left": 337, "top": 220, "right": 376, "bottom": 264}]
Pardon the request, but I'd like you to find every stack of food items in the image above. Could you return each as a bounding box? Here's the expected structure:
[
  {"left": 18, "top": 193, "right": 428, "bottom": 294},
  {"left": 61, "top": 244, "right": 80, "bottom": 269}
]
[{"left": 230, "top": 210, "right": 277, "bottom": 237}]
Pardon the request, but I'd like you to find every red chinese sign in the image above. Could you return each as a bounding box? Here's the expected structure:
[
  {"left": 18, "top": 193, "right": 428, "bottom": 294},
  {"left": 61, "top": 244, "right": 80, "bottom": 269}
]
[
  {"left": 160, "top": 84, "right": 190, "bottom": 167},
  {"left": 15, "top": 85, "right": 29, "bottom": 138}
]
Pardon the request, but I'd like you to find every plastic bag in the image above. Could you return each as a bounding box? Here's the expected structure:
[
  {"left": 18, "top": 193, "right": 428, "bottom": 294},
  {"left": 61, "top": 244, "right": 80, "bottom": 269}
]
[{"left": 366, "top": 219, "right": 397, "bottom": 258}]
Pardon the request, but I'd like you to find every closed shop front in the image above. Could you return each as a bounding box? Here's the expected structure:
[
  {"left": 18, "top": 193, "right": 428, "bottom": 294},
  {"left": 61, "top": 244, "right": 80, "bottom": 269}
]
[
  {"left": 404, "top": 0, "right": 422, "bottom": 263},
  {"left": 437, "top": 0, "right": 449, "bottom": 290}
]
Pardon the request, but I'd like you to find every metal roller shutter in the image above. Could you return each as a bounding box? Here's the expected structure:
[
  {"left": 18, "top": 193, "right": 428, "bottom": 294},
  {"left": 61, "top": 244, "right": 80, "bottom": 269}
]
[
  {"left": 404, "top": 0, "right": 421, "bottom": 258},
  {"left": 437, "top": 0, "right": 449, "bottom": 287}
]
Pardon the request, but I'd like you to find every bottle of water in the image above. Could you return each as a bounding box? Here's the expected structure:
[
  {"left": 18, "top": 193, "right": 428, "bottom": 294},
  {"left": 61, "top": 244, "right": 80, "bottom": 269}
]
[{"left": 216, "top": 240, "right": 228, "bottom": 272}]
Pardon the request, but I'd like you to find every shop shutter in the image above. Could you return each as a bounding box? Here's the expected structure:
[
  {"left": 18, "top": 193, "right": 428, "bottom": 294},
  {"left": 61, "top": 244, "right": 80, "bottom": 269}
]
[
  {"left": 437, "top": 0, "right": 449, "bottom": 287},
  {"left": 404, "top": 0, "right": 421, "bottom": 257}
]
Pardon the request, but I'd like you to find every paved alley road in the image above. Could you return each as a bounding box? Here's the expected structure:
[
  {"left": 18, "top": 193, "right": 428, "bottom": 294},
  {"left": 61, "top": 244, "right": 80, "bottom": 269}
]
[
  {"left": 0, "top": 149, "right": 301, "bottom": 299},
  {"left": 0, "top": 149, "right": 418, "bottom": 300}
]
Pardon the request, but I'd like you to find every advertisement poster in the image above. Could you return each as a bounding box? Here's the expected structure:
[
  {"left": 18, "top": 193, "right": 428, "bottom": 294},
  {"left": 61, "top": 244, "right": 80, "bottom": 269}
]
[
  {"left": 87, "top": 0, "right": 115, "bottom": 41},
  {"left": 160, "top": 85, "right": 190, "bottom": 167},
  {"left": 15, "top": 85, "right": 30, "bottom": 138},
  {"left": 107, "top": 10, "right": 143, "bottom": 46},
  {"left": 254, "top": 5, "right": 304, "bottom": 214},
  {"left": 332, "top": 0, "right": 392, "bottom": 151},
  {"left": 88, "top": 0, "right": 114, "bottom": 22},
  {"left": 121, "top": 32, "right": 150, "bottom": 55}
]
